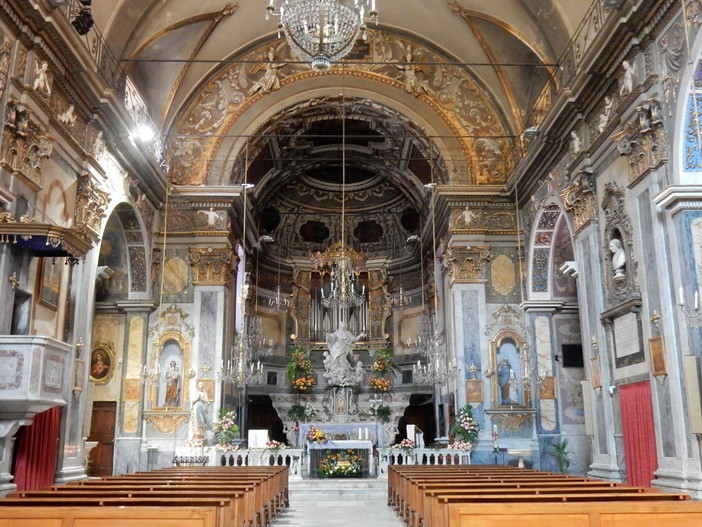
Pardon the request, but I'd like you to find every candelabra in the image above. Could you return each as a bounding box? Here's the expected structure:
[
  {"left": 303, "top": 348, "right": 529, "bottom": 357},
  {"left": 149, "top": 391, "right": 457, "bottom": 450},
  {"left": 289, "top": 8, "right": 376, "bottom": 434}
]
[
  {"left": 391, "top": 284, "right": 412, "bottom": 310},
  {"left": 678, "top": 280, "right": 702, "bottom": 327},
  {"left": 141, "top": 363, "right": 163, "bottom": 386}
]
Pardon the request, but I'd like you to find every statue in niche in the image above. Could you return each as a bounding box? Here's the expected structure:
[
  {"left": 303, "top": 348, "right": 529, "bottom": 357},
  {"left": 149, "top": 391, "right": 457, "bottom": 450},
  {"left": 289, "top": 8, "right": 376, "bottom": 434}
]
[
  {"left": 609, "top": 238, "right": 626, "bottom": 278},
  {"left": 619, "top": 60, "right": 635, "bottom": 98},
  {"left": 164, "top": 360, "right": 181, "bottom": 406},
  {"left": 33, "top": 60, "right": 51, "bottom": 98},
  {"left": 323, "top": 321, "right": 365, "bottom": 386},
  {"left": 191, "top": 381, "right": 210, "bottom": 440},
  {"left": 597, "top": 96, "right": 614, "bottom": 133},
  {"left": 497, "top": 357, "right": 516, "bottom": 404},
  {"left": 495, "top": 336, "right": 522, "bottom": 406}
]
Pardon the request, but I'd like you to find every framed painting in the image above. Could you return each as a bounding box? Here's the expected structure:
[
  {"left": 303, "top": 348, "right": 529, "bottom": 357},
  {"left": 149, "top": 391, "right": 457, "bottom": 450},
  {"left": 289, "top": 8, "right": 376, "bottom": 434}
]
[
  {"left": 38, "top": 258, "right": 61, "bottom": 309},
  {"left": 590, "top": 356, "right": 602, "bottom": 389},
  {"left": 72, "top": 359, "right": 85, "bottom": 393},
  {"left": 649, "top": 336, "right": 666, "bottom": 376},
  {"left": 465, "top": 379, "right": 483, "bottom": 403},
  {"left": 539, "top": 376, "right": 556, "bottom": 399},
  {"left": 89, "top": 340, "right": 115, "bottom": 384}
]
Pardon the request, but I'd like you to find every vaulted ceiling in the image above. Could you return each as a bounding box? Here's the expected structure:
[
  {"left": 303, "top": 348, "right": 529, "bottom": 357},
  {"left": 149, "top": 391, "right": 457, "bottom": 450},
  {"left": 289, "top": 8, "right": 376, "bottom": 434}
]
[{"left": 90, "top": 0, "right": 592, "bottom": 263}]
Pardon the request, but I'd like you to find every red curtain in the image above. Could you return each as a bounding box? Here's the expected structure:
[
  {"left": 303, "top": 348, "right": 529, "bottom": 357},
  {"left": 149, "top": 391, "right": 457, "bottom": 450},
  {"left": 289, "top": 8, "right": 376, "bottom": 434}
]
[
  {"left": 13, "top": 406, "right": 62, "bottom": 491},
  {"left": 619, "top": 381, "right": 658, "bottom": 487}
]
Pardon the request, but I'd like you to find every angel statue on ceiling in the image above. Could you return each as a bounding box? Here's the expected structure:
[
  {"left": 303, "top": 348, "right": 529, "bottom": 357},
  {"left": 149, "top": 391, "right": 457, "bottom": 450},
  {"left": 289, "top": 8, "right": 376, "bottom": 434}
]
[
  {"left": 249, "top": 45, "right": 284, "bottom": 96},
  {"left": 395, "top": 44, "right": 431, "bottom": 96}
]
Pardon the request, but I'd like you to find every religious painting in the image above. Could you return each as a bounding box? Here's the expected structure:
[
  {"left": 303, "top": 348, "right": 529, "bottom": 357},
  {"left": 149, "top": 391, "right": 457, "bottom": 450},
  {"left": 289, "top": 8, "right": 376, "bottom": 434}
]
[
  {"left": 649, "top": 336, "right": 666, "bottom": 377},
  {"left": 465, "top": 379, "right": 483, "bottom": 403},
  {"left": 539, "top": 376, "right": 556, "bottom": 399},
  {"left": 197, "top": 378, "right": 214, "bottom": 401},
  {"left": 590, "top": 356, "right": 602, "bottom": 389},
  {"left": 38, "top": 258, "right": 61, "bottom": 309},
  {"left": 122, "top": 378, "right": 141, "bottom": 401},
  {"left": 490, "top": 331, "right": 527, "bottom": 408},
  {"left": 89, "top": 340, "right": 115, "bottom": 384}
]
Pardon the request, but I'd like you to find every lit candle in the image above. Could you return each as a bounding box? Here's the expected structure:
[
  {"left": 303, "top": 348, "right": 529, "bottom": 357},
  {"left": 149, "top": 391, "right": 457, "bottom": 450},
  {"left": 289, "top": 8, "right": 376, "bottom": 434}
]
[
  {"left": 679, "top": 286, "right": 685, "bottom": 306},
  {"left": 358, "top": 427, "right": 362, "bottom": 439},
  {"left": 493, "top": 424, "right": 498, "bottom": 435},
  {"left": 364, "top": 428, "right": 368, "bottom": 440}
]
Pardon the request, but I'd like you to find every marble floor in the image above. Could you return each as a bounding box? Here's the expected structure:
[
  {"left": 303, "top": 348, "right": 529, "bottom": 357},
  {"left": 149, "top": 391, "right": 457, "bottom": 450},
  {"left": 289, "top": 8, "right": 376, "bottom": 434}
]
[{"left": 272, "top": 499, "right": 404, "bottom": 526}]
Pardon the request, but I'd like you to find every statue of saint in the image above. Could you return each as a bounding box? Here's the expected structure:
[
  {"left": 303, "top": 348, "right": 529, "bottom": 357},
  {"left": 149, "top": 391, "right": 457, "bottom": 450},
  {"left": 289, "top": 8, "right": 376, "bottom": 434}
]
[
  {"left": 497, "top": 357, "right": 516, "bottom": 405},
  {"left": 164, "top": 360, "right": 181, "bottom": 407},
  {"left": 323, "top": 321, "right": 365, "bottom": 386},
  {"left": 191, "top": 381, "right": 209, "bottom": 440}
]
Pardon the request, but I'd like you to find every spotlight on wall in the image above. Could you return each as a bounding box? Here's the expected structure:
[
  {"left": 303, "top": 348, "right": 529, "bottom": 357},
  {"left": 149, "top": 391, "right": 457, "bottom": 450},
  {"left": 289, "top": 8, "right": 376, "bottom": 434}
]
[
  {"left": 134, "top": 123, "right": 155, "bottom": 142},
  {"left": 71, "top": 8, "right": 94, "bottom": 35},
  {"left": 523, "top": 126, "right": 540, "bottom": 140}
]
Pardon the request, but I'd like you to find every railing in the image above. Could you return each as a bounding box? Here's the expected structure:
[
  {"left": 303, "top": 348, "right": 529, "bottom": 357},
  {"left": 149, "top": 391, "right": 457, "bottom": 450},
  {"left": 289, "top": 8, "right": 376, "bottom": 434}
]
[
  {"left": 513, "top": 0, "right": 618, "bottom": 165},
  {"left": 175, "top": 446, "right": 304, "bottom": 477},
  {"left": 378, "top": 448, "right": 471, "bottom": 475},
  {"left": 63, "top": 1, "right": 124, "bottom": 94}
]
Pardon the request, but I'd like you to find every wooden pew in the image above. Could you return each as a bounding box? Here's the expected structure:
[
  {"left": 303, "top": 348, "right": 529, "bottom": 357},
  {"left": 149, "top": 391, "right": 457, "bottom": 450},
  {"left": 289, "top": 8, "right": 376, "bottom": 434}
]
[
  {"left": 387, "top": 466, "right": 702, "bottom": 527},
  {"left": 0, "top": 467, "right": 287, "bottom": 527}
]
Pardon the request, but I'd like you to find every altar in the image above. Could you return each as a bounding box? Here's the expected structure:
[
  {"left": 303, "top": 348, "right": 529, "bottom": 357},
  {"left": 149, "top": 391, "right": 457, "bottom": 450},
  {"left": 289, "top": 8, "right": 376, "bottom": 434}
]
[{"left": 307, "top": 439, "right": 374, "bottom": 478}]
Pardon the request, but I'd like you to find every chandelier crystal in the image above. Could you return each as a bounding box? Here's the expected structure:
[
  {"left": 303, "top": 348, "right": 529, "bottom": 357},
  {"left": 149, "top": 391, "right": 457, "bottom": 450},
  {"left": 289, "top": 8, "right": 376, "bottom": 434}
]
[
  {"left": 312, "top": 242, "right": 366, "bottom": 309},
  {"left": 265, "top": 0, "right": 379, "bottom": 71}
]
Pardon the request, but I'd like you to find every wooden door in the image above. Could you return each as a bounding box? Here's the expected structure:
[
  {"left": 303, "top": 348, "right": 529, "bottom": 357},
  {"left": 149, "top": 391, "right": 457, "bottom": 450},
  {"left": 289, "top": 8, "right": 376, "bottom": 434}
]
[{"left": 87, "top": 401, "right": 116, "bottom": 477}]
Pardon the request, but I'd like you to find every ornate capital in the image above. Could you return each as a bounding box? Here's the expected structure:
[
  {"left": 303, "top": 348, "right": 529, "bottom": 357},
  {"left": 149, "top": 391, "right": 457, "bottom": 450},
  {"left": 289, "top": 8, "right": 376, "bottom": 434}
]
[
  {"left": 611, "top": 99, "right": 667, "bottom": 183},
  {"left": 560, "top": 169, "right": 596, "bottom": 233},
  {"left": 189, "top": 247, "right": 235, "bottom": 285},
  {"left": 444, "top": 245, "right": 491, "bottom": 284},
  {"left": 73, "top": 174, "right": 110, "bottom": 243},
  {"left": 1, "top": 101, "right": 53, "bottom": 187}
]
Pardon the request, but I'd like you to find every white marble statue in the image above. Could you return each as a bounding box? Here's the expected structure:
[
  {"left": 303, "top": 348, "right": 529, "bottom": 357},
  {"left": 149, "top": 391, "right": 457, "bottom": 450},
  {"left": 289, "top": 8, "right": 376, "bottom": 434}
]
[
  {"left": 323, "top": 321, "right": 365, "bottom": 386},
  {"left": 191, "top": 381, "right": 210, "bottom": 440},
  {"left": 610, "top": 238, "right": 626, "bottom": 278}
]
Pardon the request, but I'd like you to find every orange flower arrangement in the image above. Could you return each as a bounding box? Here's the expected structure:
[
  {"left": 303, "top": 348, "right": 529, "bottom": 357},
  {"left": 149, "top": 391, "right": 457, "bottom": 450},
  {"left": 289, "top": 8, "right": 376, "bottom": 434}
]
[
  {"left": 369, "top": 376, "right": 392, "bottom": 392},
  {"left": 291, "top": 375, "right": 315, "bottom": 391}
]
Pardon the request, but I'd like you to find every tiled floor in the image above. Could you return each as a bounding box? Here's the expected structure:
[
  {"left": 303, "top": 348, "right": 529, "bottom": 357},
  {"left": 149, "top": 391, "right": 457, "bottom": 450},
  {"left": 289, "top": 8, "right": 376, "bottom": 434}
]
[{"left": 272, "top": 500, "right": 404, "bottom": 526}]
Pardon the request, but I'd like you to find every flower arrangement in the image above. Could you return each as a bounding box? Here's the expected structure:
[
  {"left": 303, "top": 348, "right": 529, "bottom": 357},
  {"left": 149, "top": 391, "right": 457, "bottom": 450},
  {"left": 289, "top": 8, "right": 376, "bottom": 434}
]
[
  {"left": 450, "top": 404, "right": 480, "bottom": 443},
  {"left": 265, "top": 440, "right": 288, "bottom": 450},
  {"left": 287, "top": 345, "right": 315, "bottom": 392},
  {"left": 368, "top": 349, "right": 398, "bottom": 389},
  {"left": 447, "top": 440, "right": 473, "bottom": 451},
  {"left": 369, "top": 376, "right": 392, "bottom": 392},
  {"left": 306, "top": 426, "right": 327, "bottom": 443},
  {"left": 212, "top": 409, "right": 239, "bottom": 445},
  {"left": 215, "top": 442, "right": 241, "bottom": 453},
  {"left": 393, "top": 438, "right": 415, "bottom": 451},
  {"left": 317, "top": 450, "right": 363, "bottom": 478}
]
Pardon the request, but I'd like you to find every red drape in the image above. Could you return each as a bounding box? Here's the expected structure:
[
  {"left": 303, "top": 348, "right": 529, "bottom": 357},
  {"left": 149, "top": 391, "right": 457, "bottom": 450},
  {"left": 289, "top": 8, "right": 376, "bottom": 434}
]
[
  {"left": 13, "top": 406, "right": 62, "bottom": 491},
  {"left": 619, "top": 381, "right": 658, "bottom": 487}
]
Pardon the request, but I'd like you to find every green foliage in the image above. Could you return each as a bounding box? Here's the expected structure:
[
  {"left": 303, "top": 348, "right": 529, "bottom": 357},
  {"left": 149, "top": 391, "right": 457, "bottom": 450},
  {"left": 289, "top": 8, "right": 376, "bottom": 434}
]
[
  {"left": 374, "top": 404, "right": 391, "bottom": 423},
  {"left": 552, "top": 438, "right": 572, "bottom": 474},
  {"left": 287, "top": 403, "right": 306, "bottom": 422}
]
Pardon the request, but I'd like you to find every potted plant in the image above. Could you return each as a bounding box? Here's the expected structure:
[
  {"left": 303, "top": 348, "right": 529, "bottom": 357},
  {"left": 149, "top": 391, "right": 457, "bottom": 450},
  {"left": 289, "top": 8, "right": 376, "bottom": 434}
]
[{"left": 552, "top": 437, "right": 571, "bottom": 474}]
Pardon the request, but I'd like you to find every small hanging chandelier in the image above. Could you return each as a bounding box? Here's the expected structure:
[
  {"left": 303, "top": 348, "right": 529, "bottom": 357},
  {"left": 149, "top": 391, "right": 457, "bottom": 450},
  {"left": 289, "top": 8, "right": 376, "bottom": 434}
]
[{"left": 265, "top": 0, "right": 379, "bottom": 71}]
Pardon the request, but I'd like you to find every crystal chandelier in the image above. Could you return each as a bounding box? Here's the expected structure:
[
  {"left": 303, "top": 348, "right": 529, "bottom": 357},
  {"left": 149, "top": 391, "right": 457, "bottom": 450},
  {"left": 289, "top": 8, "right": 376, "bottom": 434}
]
[
  {"left": 265, "top": 0, "right": 379, "bottom": 71},
  {"left": 411, "top": 162, "right": 457, "bottom": 386},
  {"left": 310, "top": 99, "right": 366, "bottom": 309}
]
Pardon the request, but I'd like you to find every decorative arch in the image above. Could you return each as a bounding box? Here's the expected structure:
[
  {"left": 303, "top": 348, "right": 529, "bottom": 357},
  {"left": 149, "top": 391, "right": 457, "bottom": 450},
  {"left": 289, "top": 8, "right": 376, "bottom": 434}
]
[{"left": 167, "top": 33, "right": 513, "bottom": 187}]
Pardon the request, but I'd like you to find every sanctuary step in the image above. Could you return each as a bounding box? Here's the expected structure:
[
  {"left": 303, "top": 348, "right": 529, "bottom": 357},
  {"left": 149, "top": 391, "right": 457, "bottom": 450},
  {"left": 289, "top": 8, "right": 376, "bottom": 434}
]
[{"left": 289, "top": 478, "right": 388, "bottom": 502}]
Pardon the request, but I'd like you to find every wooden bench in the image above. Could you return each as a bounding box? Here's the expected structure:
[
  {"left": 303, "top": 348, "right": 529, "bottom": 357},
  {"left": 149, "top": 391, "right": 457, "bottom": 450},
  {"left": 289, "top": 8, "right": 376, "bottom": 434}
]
[
  {"left": 388, "top": 466, "right": 702, "bottom": 527},
  {"left": 0, "top": 466, "right": 287, "bottom": 527}
]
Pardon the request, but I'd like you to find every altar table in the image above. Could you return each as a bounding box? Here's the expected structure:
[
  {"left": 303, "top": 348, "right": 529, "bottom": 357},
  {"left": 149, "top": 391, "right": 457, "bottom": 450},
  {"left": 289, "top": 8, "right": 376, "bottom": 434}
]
[{"left": 307, "top": 439, "right": 374, "bottom": 477}]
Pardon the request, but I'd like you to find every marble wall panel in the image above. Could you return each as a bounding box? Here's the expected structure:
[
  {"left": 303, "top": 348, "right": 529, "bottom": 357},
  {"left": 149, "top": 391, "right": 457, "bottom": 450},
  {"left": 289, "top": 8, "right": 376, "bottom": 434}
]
[
  {"left": 126, "top": 316, "right": 144, "bottom": 379},
  {"left": 461, "top": 288, "right": 484, "bottom": 424}
]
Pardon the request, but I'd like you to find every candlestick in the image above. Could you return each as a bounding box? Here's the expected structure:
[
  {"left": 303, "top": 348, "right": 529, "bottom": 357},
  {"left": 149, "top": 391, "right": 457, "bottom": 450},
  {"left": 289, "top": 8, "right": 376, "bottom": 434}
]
[{"left": 679, "top": 286, "right": 685, "bottom": 306}]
